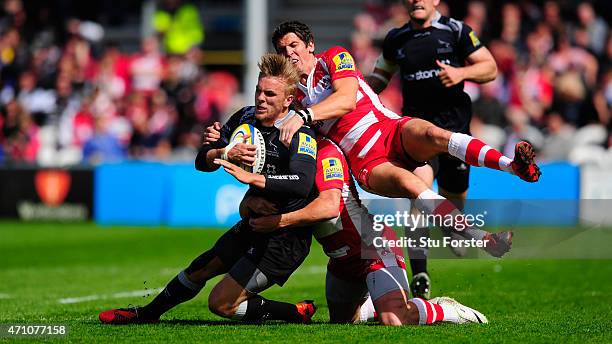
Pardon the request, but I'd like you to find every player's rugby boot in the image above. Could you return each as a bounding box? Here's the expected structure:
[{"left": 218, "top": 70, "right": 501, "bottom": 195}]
[
  {"left": 410, "top": 272, "right": 431, "bottom": 299},
  {"left": 295, "top": 300, "right": 317, "bottom": 324},
  {"left": 430, "top": 296, "right": 488, "bottom": 324},
  {"left": 483, "top": 231, "right": 513, "bottom": 258},
  {"left": 511, "top": 141, "right": 541, "bottom": 182},
  {"left": 99, "top": 306, "right": 158, "bottom": 324}
]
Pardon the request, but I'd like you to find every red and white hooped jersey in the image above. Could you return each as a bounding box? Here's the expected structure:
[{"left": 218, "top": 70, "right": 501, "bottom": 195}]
[
  {"left": 313, "top": 137, "right": 405, "bottom": 281},
  {"left": 296, "top": 46, "right": 401, "bottom": 164}
]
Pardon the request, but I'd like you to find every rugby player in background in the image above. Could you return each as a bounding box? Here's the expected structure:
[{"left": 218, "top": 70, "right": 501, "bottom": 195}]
[
  {"left": 248, "top": 136, "right": 488, "bottom": 326},
  {"left": 99, "top": 54, "right": 317, "bottom": 324},
  {"left": 271, "top": 20, "right": 532, "bottom": 296},
  {"left": 365, "top": 0, "right": 500, "bottom": 298}
]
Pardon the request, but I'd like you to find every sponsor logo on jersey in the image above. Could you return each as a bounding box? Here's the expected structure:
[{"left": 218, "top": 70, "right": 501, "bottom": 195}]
[
  {"left": 332, "top": 52, "right": 355, "bottom": 72},
  {"left": 396, "top": 48, "right": 406, "bottom": 59},
  {"left": 404, "top": 60, "right": 451, "bottom": 81},
  {"left": 322, "top": 157, "right": 344, "bottom": 181},
  {"left": 469, "top": 31, "right": 481, "bottom": 47},
  {"left": 297, "top": 132, "right": 317, "bottom": 159},
  {"left": 437, "top": 39, "right": 453, "bottom": 53},
  {"left": 414, "top": 31, "right": 431, "bottom": 38}
]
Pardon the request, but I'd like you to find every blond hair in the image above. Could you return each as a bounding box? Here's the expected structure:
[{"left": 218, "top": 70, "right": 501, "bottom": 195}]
[{"left": 258, "top": 53, "right": 300, "bottom": 96}]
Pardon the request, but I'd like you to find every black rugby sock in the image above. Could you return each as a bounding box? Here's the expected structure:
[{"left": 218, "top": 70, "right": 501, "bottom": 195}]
[
  {"left": 141, "top": 271, "right": 204, "bottom": 319},
  {"left": 406, "top": 226, "right": 429, "bottom": 275},
  {"left": 242, "top": 295, "right": 302, "bottom": 323}
]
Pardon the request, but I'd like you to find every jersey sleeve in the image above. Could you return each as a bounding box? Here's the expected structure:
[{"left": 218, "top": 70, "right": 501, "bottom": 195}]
[
  {"left": 264, "top": 126, "right": 317, "bottom": 198},
  {"left": 457, "top": 22, "right": 483, "bottom": 60},
  {"left": 321, "top": 46, "right": 360, "bottom": 82},
  {"left": 315, "top": 140, "right": 345, "bottom": 192},
  {"left": 381, "top": 28, "right": 400, "bottom": 63},
  {"left": 194, "top": 106, "right": 250, "bottom": 171}
]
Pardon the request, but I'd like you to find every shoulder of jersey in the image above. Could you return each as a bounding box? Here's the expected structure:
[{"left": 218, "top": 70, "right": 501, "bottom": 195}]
[
  {"left": 435, "top": 15, "right": 464, "bottom": 34},
  {"left": 238, "top": 106, "right": 257, "bottom": 124},
  {"left": 322, "top": 45, "right": 350, "bottom": 58},
  {"left": 386, "top": 23, "right": 412, "bottom": 41}
]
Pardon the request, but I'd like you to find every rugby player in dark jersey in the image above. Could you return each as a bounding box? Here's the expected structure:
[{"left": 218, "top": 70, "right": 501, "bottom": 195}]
[
  {"left": 99, "top": 54, "right": 318, "bottom": 324},
  {"left": 366, "top": 0, "right": 502, "bottom": 298}
]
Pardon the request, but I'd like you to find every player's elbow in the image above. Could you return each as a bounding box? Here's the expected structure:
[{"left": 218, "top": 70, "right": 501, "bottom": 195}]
[
  {"left": 318, "top": 190, "right": 341, "bottom": 220},
  {"left": 342, "top": 96, "right": 357, "bottom": 113},
  {"left": 194, "top": 150, "right": 211, "bottom": 172},
  {"left": 208, "top": 295, "right": 235, "bottom": 319},
  {"left": 321, "top": 202, "right": 341, "bottom": 221},
  {"left": 483, "top": 61, "right": 497, "bottom": 83}
]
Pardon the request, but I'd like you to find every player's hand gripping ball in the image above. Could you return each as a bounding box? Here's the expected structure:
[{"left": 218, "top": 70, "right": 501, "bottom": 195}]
[{"left": 225, "top": 124, "right": 266, "bottom": 174}]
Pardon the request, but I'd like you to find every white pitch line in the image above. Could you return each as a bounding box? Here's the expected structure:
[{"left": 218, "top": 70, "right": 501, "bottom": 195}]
[
  {"left": 297, "top": 265, "right": 327, "bottom": 275},
  {"left": 58, "top": 288, "right": 164, "bottom": 304},
  {"left": 0, "top": 293, "right": 11, "bottom": 299}
]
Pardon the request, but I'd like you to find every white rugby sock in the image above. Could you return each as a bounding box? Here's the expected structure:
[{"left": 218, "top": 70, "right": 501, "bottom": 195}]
[
  {"left": 410, "top": 298, "right": 459, "bottom": 324},
  {"left": 231, "top": 300, "right": 248, "bottom": 320},
  {"left": 359, "top": 296, "right": 377, "bottom": 322},
  {"left": 448, "top": 133, "right": 513, "bottom": 172},
  {"left": 414, "top": 189, "right": 487, "bottom": 240}
]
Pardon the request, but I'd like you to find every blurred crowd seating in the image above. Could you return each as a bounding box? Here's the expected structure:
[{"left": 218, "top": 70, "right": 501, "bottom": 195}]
[
  {"left": 0, "top": 0, "right": 240, "bottom": 165},
  {"left": 354, "top": 0, "right": 611, "bottom": 166}
]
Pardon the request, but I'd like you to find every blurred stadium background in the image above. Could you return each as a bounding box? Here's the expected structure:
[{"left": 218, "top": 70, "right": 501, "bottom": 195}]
[
  {"left": 0, "top": 0, "right": 610, "bottom": 225},
  {"left": 0, "top": 1, "right": 611, "bottom": 342}
]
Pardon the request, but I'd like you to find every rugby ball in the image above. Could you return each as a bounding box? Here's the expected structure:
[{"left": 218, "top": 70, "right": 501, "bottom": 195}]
[{"left": 228, "top": 124, "right": 266, "bottom": 174}]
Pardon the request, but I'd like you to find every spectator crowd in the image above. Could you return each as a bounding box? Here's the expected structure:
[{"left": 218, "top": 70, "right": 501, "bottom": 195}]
[
  {"left": 353, "top": 0, "right": 611, "bottom": 165},
  {"left": 0, "top": 0, "right": 610, "bottom": 166},
  {"left": 0, "top": 0, "right": 238, "bottom": 165}
]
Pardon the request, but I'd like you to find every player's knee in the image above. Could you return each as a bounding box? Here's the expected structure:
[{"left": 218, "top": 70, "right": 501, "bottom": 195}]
[
  {"left": 378, "top": 312, "right": 403, "bottom": 326},
  {"left": 424, "top": 125, "right": 439, "bottom": 143},
  {"left": 207, "top": 294, "right": 235, "bottom": 318},
  {"left": 424, "top": 125, "right": 451, "bottom": 149}
]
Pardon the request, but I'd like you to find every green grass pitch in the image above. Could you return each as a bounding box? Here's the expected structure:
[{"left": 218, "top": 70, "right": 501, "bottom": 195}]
[{"left": 0, "top": 222, "right": 611, "bottom": 343}]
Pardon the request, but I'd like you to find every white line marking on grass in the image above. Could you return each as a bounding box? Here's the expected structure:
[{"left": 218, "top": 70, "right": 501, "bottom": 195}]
[
  {"left": 0, "top": 293, "right": 11, "bottom": 299},
  {"left": 297, "top": 265, "right": 327, "bottom": 275},
  {"left": 58, "top": 288, "right": 164, "bottom": 304}
]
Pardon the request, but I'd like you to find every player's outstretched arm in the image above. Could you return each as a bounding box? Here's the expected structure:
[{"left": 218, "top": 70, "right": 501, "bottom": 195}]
[
  {"left": 437, "top": 47, "right": 497, "bottom": 87},
  {"left": 214, "top": 159, "right": 266, "bottom": 188},
  {"left": 250, "top": 188, "right": 341, "bottom": 232},
  {"left": 309, "top": 77, "right": 358, "bottom": 121},
  {"left": 195, "top": 143, "right": 225, "bottom": 171},
  {"left": 279, "top": 77, "right": 358, "bottom": 146}
]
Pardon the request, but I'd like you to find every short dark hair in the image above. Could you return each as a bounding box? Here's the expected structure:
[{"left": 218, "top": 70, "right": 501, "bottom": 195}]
[{"left": 271, "top": 21, "right": 314, "bottom": 52}]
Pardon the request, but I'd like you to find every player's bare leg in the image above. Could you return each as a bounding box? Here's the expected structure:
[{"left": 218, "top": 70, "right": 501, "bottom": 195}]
[
  {"left": 207, "top": 275, "right": 253, "bottom": 318},
  {"left": 439, "top": 187, "right": 469, "bottom": 257},
  {"left": 400, "top": 119, "right": 541, "bottom": 182},
  {"left": 208, "top": 274, "right": 315, "bottom": 323},
  {"left": 367, "top": 162, "right": 430, "bottom": 198},
  {"left": 374, "top": 290, "right": 419, "bottom": 326},
  {"left": 367, "top": 163, "right": 512, "bottom": 257}
]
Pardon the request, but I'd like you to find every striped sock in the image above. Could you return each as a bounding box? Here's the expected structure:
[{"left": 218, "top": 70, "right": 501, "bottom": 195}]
[
  {"left": 414, "top": 189, "right": 487, "bottom": 239},
  {"left": 448, "top": 133, "right": 513, "bottom": 173},
  {"left": 409, "top": 298, "right": 458, "bottom": 324},
  {"left": 359, "top": 296, "right": 377, "bottom": 322}
]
